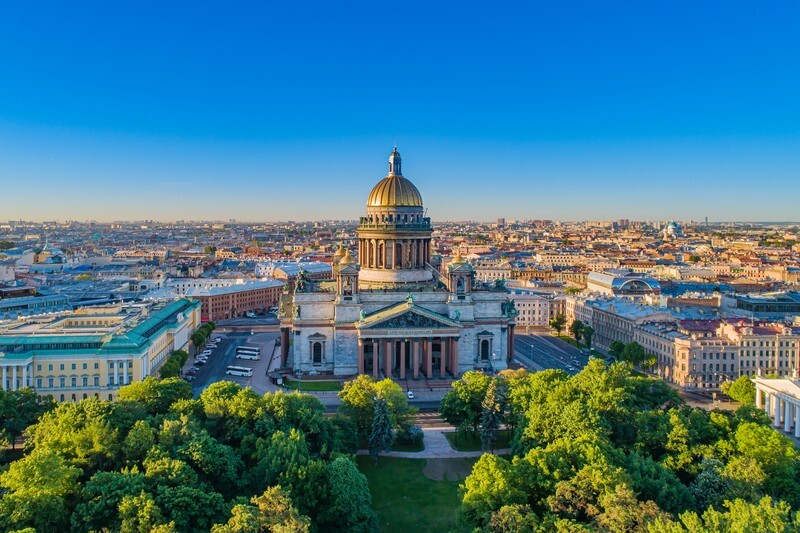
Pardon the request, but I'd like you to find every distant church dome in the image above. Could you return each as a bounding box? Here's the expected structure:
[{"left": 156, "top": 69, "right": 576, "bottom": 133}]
[{"left": 366, "top": 148, "right": 423, "bottom": 207}]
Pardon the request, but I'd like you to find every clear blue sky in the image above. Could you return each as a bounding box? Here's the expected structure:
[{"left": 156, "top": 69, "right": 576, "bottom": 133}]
[{"left": 1, "top": 2, "right": 799, "bottom": 222}]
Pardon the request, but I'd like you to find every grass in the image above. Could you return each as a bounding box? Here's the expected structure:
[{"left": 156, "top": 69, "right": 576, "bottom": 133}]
[
  {"left": 357, "top": 456, "right": 473, "bottom": 533},
  {"left": 555, "top": 334, "right": 584, "bottom": 349},
  {"left": 391, "top": 440, "right": 425, "bottom": 453},
  {"left": 282, "top": 379, "right": 342, "bottom": 391},
  {"left": 443, "top": 429, "right": 512, "bottom": 452}
]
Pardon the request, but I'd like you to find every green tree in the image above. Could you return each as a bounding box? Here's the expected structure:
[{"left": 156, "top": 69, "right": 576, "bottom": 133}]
[
  {"left": 320, "top": 457, "right": 378, "bottom": 532},
  {"left": 118, "top": 377, "right": 193, "bottom": 415},
  {"left": 621, "top": 341, "right": 646, "bottom": 366},
  {"left": 649, "top": 496, "right": 800, "bottom": 532},
  {"left": 582, "top": 326, "right": 595, "bottom": 351},
  {"left": 440, "top": 371, "right": 493, "bottom": 439},
  {"left": 720, "top": 376, "right": 756, "bottom": 405},
  {"left": 0, "top": 388, "right": 54, "bottom": 449},
  {"left": 212, "top": 486, "right": 310, "bottom": 533},
  {"left": 368, "top": 397, "right": 394, "bottom": 464},
  {"left": 609, "top": 340, "right": 626, "bottom": 360},
  {"left": 338, "top": 375, "right": 414, "bottom": 441},
  {"left": 458, "top": 454, "right": 524, "bottom": 529},
  {"left": 481, "top": 380, "right": 502, "bottom": 453},
  {"left": 550, "top": 314, "right": 567, "bottom": 335},
  {"left": 570, "top": 320, "right": 584, "bottom": 345}
]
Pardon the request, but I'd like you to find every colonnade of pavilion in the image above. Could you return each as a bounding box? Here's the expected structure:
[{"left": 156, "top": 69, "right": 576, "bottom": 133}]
[
  {"left": 0, "top": 362, "right": 32, "bottom": 391},
  {"left": 756, "top": 385, "right": 800, "bottom": 438},
  {"left": 357, "top": 336, "right": 459, "bottom": 379}
]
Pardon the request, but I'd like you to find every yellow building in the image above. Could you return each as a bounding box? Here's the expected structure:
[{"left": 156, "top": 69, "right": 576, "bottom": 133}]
[{"left": 0, "top": 299, "right": 202, "bottom": 402}]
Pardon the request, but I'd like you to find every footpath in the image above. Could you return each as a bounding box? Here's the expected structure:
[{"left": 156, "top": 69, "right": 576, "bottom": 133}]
[{"left": 356, "top": 426, "right": 511, "bottom": 459}]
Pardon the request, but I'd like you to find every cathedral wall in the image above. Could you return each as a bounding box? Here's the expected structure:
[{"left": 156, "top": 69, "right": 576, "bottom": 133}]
[{"left": 332, "top": 329, "right": 358, "bottom": 375}]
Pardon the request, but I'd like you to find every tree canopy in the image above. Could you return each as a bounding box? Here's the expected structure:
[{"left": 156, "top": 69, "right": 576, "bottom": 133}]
[
  {"left": 454, "top": 361, "right": 800, "bottom": 532},
  {"left": 0, "top": 381, "right": 374, "bottom": 532}
]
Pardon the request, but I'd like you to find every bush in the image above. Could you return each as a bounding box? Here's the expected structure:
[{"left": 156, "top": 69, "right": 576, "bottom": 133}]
[{"left": 396, "top": 424, "right": 424, "bottom": 446}]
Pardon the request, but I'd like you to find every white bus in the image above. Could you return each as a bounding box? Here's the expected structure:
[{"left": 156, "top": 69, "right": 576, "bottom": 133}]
[
  {"left": 236, "top": 346, "right": 260, "bottom": 360},
  {"left": 225, "top": 366, "right": 254, "bottom": 377}
]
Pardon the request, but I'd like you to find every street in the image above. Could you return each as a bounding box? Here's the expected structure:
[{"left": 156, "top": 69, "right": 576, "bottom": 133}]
[{"left": 514, "top": 333, "right": 589, "bottom": 375}]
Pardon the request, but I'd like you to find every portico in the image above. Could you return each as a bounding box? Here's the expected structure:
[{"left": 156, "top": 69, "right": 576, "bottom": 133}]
[
  {"left": 358, "top": 334, "right": 461, "bottom": 379},
  {"left": 0, "top": 360, "right": 33, "bottom": 391},
  {"left": 754, "top": 378, "right": 800, "bottom": 438}
]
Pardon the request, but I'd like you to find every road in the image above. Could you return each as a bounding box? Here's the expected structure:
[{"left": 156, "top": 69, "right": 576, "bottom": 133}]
[{"left": 514, "top": 333, "right": 589, "bottom": 375}]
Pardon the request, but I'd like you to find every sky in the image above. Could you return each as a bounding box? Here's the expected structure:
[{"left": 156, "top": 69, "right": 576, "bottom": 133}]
[{"left": 1, "top": 2, "right": 799, "bottom": 223}]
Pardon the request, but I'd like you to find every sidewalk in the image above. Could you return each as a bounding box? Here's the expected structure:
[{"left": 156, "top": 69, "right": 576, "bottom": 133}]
[{"left": 356, "top": 427, "right": 511, "bottom": 459}]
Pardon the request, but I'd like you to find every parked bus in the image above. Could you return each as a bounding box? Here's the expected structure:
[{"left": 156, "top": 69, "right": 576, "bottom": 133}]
[
  {"left": 236, "top": 351, "right": 260, "bottom": 360},
  {"left": 225, "top": 366, "right": 254, "bottom": 377}
]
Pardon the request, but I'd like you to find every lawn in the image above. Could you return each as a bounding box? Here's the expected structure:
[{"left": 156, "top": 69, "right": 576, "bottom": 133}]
[
  {"left": 391, "top": 440, "right": 425, "bottom": 453},
  {"left": 282, "top": 379, "right": 342, "bottom": 391},
  {"left": 443, "top": 429, "right": 512, "bottom": 452},
  {"left": 357, "top": 456, "right": 474, "bottom": 533},
  {"left": 555, "top": 334, "right": 583, "bottom": 349}
]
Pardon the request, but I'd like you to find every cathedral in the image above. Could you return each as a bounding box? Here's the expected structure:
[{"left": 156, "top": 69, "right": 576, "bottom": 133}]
[{"left": 278, "top": 148, "right": 517, "bottom": 379}]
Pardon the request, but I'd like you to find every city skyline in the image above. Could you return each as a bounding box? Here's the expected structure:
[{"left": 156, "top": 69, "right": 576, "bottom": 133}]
[{"left": 2, "top": 3, "right": 799, "bottom": 221}]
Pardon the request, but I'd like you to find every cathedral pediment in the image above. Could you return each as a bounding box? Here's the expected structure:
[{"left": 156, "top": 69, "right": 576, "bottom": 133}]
[{"left": 357, "top": 301, "right": 460, "bottom": 330}]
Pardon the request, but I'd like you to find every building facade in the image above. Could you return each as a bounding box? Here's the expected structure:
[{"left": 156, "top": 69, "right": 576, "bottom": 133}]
[
  {"left": 186, "top": 279, "right": 284, "bottom": 322},
  {"left": 0, "top": 299, "right": 201, "bottom": 401},
  {"left": 279, "top": 149, "right": 517, "bottom": 379}
]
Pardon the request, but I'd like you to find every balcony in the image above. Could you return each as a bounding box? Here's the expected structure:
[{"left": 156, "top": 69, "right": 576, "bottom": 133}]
[{"left": 358, "top": 217, "right": 431, "bottom": 231}]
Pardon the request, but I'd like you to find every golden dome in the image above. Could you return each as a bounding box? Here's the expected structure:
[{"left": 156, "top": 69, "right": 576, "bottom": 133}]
[
  {"left": 367, "top": 175, "right": 423, "bottom": 207},
  {"left": 340, "top": 252, "right": 356, "bottom": 264}
]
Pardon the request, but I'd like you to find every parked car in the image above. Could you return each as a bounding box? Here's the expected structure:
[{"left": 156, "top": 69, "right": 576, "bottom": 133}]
[
  {"left": 189, "top": 366, "right": 200, "bottom": 372},
  {"left": 184, "top": 375, "right": 196, "bottom": 382},
  {"left": 407, "top": 390, "right": 415, "bottom": 400},
  {"left": 206, "top": 343, "right": 218, "bottom": 349},
  {"left": 200, "top": 350, "right": 213, "bottom": 356},
  {"left": 185, "top": 370, "right": 197, "bottom": 376},
  {"left": 195, "top": 360, "right": 207, "bottom": 366},
  {"left": 213, "top": 337, "right": 221, "bottom": 342}
]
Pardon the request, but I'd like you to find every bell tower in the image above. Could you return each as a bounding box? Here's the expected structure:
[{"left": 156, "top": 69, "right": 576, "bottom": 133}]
[{"left": 336, "top": 251, "right": 360, "bottom": 303}]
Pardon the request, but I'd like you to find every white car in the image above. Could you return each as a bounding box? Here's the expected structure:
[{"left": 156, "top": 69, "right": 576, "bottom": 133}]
[
  {"left": 206, "top": 344, "right": 218, "bottom": 349},
  {"left": 213, "top": 337, "right": 221, "bottom": 342},
  {"left": 407, "top": 391, "right": 415, "bottom": 400},
  {"left": 200, "top": 350, "right": 213, "bottom": 356}
]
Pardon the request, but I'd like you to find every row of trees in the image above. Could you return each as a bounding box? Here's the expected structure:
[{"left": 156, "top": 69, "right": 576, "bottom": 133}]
[
  {"left": 454, "top": 361, "right": 800, "bottom": 532},
  {"left": 190, "top": 321, "right": 216, "bottom": 350},
  {"left": 159, "top": 350, "right": 189, "bottom": 379},
  {"left": 0, "top": 378, "right": 378, "bottom": 532},
  {"left": 548, "top": 315, "right": 596, "bottom": 352}
]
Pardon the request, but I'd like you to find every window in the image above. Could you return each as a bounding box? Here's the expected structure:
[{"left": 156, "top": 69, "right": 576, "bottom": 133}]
[
  {"left": 59, "top": 364, "right": 65, "bottom": 371},
  {"left": 36, "top": 364, "right": 42, "bottom": 371},
  {"left": 312, "top": 342, "right": 323, "bottom": 364},
  {"left": 480, "top": 339, "right": 490, "bottom": 361},
  {"left": 71, "top": 377, "right": 77, "bottom": 387},
  {"left": 71, "top": 364, "right": 76, "bottom": 370},
  {"left": 36, "top": 378, "right": 42, "bottom": 388},
  {"left": 94, "top": 376, "right": 100, "bottom": 386},
  {"left": 94, "top": 362, "right": 99, "bottom": 369},
  {"left": 59, "top": 377, "right": 65, "bottom": 387}
]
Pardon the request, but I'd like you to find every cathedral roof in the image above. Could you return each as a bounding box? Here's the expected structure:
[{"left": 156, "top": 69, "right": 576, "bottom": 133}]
[
  {"left": 367, "top": 175, "right": 423, "bottom": 207},
  {"left": 366, "top": 148, "right": 423, "bottom": 207}
]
